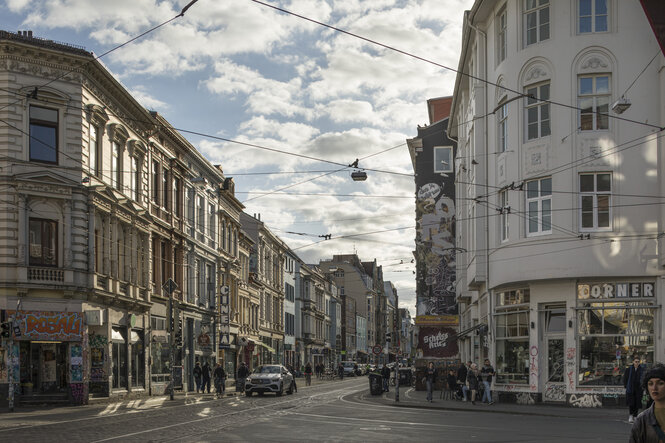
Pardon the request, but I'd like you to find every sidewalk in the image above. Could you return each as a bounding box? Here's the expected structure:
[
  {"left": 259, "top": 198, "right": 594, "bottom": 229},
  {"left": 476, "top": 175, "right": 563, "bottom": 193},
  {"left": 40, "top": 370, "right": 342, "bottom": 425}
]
[{"left": 363, "top": 386, "right": 628, "bottom": 420}]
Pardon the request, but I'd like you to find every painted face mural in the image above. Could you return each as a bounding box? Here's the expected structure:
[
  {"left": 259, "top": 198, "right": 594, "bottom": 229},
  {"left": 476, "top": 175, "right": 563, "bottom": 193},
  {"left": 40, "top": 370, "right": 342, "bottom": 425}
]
[{"left": 416, "top": 183, "right": 457, "bottom": 316}]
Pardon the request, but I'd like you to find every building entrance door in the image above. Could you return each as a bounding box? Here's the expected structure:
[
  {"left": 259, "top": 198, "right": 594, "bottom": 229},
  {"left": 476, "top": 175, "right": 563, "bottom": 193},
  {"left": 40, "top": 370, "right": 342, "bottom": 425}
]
[{"left": 542, "top": 304, "right": 566, "bottom": 403}]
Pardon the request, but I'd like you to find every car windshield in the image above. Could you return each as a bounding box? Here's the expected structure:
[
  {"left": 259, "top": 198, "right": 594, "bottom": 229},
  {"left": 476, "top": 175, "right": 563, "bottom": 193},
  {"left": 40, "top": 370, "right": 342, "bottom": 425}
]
[{"left": 254, "top": 366, "right": 281, "bottom": 374}]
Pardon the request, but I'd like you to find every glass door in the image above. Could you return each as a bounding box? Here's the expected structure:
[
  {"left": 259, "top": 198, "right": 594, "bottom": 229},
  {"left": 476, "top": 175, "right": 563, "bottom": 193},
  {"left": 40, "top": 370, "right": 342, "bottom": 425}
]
[{"left": 543, "top": 305, "right": 566, "bottom": 402}]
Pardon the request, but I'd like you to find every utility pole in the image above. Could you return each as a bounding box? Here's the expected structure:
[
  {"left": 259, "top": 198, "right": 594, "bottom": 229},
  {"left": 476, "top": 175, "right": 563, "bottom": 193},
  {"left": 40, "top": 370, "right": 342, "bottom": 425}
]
[
  {"left": 394, "top": 303, "right": 399, "bottom": 403},
  {"left": 163, "top": 278, "right": 178, "bottom": 401}
]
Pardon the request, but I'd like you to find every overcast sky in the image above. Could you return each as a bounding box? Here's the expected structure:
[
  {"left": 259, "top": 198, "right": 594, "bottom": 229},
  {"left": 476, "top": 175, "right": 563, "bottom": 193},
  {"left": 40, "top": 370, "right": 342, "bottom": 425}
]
[{"left": 1, "top": 0, "right": 474, "bottom": 316}]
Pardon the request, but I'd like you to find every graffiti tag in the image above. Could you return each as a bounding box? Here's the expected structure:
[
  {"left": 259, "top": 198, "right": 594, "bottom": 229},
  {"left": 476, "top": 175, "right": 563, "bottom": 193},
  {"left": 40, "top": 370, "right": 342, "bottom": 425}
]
[
  {"left": 516, "top": 392, "right": 535, "bottom": 405},
  {"left": 569, "top": 394, "right": 602, "bottom": 408}
]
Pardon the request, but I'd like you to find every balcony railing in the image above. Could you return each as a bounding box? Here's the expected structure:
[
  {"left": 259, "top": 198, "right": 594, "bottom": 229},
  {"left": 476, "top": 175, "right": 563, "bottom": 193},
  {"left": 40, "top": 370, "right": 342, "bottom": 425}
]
[{"left": 28, "top": 267, "right": 64, "bottom": 282}]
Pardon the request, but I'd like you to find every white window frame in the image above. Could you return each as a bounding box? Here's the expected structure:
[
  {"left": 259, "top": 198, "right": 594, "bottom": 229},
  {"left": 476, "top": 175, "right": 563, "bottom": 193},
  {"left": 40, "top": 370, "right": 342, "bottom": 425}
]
[
  {"left": 579, "top": 172, "right": 612, "bottom": 231},
  {"left": 578, "top": 0, "right": 608, "bottom": 34},
  {"left": 89, "top": 123, "right": 100, "bottom": 177},
  {"left": 130, "top": 156, "right": 138, "bottom": 202},
  {"left": 112, "top": 141, "right": 120, "bottom": 190},
  {"left": 497, "top": 100, "right": 508, "bottom": 152},
  {"left": 497, "top": 7, "right": 507, "bottom": 64},
  {"left": 524, "top": 82, "right": 551, "bottom": 141},
  {"left": 526, "top": 177, "right": 552, "bottom": 236},
  {"left": 434, "top": 146, "right": 453, "bottom": 173},
  {"left": 578, "top": 74, "right": 610, "bottom": 131},
  {"left": 524, "top": 0, "right": 550, "bottom": 47},
  {"left": 500, "top": 190, "right": 509, "bottom": 242}
]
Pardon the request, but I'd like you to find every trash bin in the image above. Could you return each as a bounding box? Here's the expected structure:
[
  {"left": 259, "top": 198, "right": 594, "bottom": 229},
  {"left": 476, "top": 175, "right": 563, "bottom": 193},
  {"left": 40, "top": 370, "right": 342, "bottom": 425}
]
[
  {"left": 369, "top": 372, "right": 383, "bottom": 395},
  {"left": 398, "top": 368, "right": 412, "bottom": 386}
]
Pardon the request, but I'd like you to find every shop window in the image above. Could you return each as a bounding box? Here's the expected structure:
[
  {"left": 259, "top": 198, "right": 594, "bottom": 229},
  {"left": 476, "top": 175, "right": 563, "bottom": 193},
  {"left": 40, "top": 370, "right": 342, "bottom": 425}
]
[
  {"left": 29, "top": 105, "right": 58, "bottom": 164},
  {"left": 29, "top": 218, "right": 57, "bottom": 266},
  {"left": 577, "top": 283, "right": 655, "bottom": 386},
  {"left": 131, "top": 330, "right": 145, "bottom": 388},
  {"left": 111, "top": 327, "right": 128, "bottom": 390},
  {"left": 495, "top": 289, "right": 530, "bottom": 384}
]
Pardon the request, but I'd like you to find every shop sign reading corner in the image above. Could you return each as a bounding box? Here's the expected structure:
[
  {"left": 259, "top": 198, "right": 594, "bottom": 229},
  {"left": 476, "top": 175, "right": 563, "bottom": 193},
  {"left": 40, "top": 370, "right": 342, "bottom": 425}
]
[{"left": 578, "top": 282, "right": 655, "bottom": 300}]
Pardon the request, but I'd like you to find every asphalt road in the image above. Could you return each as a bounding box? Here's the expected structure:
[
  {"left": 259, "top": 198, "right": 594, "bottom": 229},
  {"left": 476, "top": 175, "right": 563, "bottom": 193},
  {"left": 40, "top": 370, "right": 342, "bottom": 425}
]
[{"left": 0, "top": 378, "right": 631, "bottom": 443}]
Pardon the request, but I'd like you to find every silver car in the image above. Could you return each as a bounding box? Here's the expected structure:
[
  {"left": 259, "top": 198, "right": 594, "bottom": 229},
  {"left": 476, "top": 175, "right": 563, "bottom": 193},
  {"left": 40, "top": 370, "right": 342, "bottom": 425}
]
[{"left": 244, "top": 364, "right": 295, "bottom": 397}]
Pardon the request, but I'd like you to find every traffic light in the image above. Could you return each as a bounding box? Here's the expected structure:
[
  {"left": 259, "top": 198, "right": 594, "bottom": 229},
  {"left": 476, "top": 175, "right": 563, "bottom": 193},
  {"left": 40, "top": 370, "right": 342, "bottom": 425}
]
[
  {"left": 1, "top": 322, "right": 10, "bottom": 338},
  {"left": 385, "top": 332, "right": 392, "bottom": 342}
]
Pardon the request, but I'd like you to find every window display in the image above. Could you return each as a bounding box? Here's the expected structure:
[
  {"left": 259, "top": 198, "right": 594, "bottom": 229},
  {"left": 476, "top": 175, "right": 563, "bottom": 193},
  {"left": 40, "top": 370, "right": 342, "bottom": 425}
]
[{"left": 495, "top": 289, "right": 530, "bottom": 384}]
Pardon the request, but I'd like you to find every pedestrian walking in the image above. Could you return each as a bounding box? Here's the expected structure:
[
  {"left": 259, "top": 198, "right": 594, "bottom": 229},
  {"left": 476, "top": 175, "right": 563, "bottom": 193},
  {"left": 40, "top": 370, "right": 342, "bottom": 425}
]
[
  {"left": 237, "top": 361, "right": 249, "bottom": 392},
  {"left": 629, "top": 363, "right": 665, "bottom": 443},
  {"left": 425, "top": 362, "right": 437, "bottom": 403},
  {"left": 467, "top": 363, "right": 480, "bottom": 405},
  {"left": 193, "top": 361, "right": 202, "bottom": 393},
  {"left": 381, "top": 364, "right": 391, "bottom": 392},
  {"left": 201, "top": 360, "right": 212, "bottom": 393},
  {"left": 480, "top": 359, "right": 496, "bottom": 405},
  {"left": 624, "top": 356, "right": 646, "bottom": 423},
  {"left": 213, "top": 362, "right": 226, "bottom": 398},
  {"left": 338, "top": 362, "right": 344, "bottom": 380},
  {"left": 457, "top": 361, "right": 470, "bottom": 401},
  {"left": 305, "top": 362, "right": 313, "bottom": 386}
]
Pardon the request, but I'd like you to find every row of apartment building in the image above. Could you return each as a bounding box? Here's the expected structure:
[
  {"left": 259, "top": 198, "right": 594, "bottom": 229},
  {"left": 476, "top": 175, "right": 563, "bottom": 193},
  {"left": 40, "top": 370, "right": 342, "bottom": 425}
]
[
  {"left": 0, "top": 30, "right": 413, "bottom": 407},
  {"left": 410, "top": 0, "right": 665, "bottom": 406}
]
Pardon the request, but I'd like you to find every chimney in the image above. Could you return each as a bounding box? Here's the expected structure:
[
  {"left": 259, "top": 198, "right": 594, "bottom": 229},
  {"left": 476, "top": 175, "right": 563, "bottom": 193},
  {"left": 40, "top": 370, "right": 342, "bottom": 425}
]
[{"left": 28, "top": 31, "right": 33, "bottom": 38}]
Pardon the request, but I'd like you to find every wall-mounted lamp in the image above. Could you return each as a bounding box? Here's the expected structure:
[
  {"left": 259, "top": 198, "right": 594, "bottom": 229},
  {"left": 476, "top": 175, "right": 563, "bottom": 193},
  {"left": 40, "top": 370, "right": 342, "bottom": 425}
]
[
  {"left": 568, "top": 320, "right": 573, "bottom": 329},
  {"left": 612, "top": 97, "right": 631, "bottom": 114},
  {"left": 530, "top": 321, "right": 535, "bottom": 329}
]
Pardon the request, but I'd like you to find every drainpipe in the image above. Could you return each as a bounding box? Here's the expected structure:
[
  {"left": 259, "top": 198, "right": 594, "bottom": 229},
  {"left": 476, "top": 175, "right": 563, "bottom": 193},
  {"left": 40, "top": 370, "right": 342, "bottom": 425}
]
[{"left": 466, "top": 15, "right": 492, "bottom": 363}]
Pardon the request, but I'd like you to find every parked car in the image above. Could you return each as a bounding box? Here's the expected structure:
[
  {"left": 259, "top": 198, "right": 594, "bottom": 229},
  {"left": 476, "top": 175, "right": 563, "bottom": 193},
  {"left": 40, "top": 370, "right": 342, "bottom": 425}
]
[
  {"left": 341, "top": 361, "right": 357, "bottom": 377},
  {"left": 244, "top": 364, "right": 295, "bottom": 397}
]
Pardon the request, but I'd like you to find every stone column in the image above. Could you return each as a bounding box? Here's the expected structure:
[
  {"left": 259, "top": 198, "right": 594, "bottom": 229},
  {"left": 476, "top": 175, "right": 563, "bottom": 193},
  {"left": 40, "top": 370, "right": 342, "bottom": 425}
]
[{"left": 64, "top": 199, "right": 72, "bottom": 267}]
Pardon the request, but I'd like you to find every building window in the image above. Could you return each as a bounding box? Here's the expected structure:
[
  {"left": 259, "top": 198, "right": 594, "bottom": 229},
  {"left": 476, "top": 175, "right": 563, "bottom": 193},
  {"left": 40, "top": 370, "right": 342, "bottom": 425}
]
[
  {"left": 89, "top": 124, "right": 100, "bottom": 177},
  {"left": 495, "top": 289, "right": 530, "bottom": 384},
  {"left": 162, "top": 168, "right": 170, "bottom": 210},
  {"left": 186, "top": 186, "right": 194, "bottom": 231},
  {"left": 524, "top": 0, "right": 550, "bottom": 46},
  {"left": 174, "top": 177, "right": 181, "bottom": 218},
  {"left": 197, "top": 196, "right": 205, "bottom": 241},
  {"left": 130, "top": 330, "right": 145, "bottom": 388},
  {"left": 30, "top": 106, "right": 58, "bottom": 164},
  {"left": 579, "top": 75, "right": 610, "bottom": 131},
  {"left": 29, "top": 218, "right": 57, "bottom": 266},
  {"left": 577, "top": 283, "right": 655, "bottom": 387},
  {"left": 580, "top": 172, "right": 611, "bottom": 230},
  {"left": 497, "top": 100, "right": 508, "bottom": 152},
  {"left": 130, "top": 156, "right": 140, "bottom": 202},
  {"left": 434, "top": 146, "right": 453, "bottom": 173},
  {"left": 111, "top": 326, "right": 128, "bottom": 389},
  {"left": 579, "top": 0, "right": 607, "bottom": 33},
  {"left": 112, "top": 141, "right": 121, "bottom": 190},
  {"left": 208, "top": 204, "right": 216, "bottom": 246},
  {"left": 526, "top": 177, "right": 552, "bottom": 235},
  {"left": 499, "top": 190, "right": 509, "bottom": 242},
  {"left": 524, "top": 82, "right": 550, "bottom": 140},
  {"left": 497, "top": 7, "right": 507, "bottom": 63},
  {"left": 152, "top": 161, "right": 160, "bottom": 205}
]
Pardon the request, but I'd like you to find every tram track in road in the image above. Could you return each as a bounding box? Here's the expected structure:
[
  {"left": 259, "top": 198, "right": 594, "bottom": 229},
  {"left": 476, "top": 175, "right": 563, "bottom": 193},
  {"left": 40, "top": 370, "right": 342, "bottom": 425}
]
[{"left": 88, "top": 380, "right": 367, "bottom": 443}]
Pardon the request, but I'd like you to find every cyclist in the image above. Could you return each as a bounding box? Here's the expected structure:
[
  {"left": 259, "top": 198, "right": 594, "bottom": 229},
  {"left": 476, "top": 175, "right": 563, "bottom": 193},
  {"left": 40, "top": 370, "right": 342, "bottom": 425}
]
[{"left": 213, "top": 362, "right": 226, "bottom": 399}]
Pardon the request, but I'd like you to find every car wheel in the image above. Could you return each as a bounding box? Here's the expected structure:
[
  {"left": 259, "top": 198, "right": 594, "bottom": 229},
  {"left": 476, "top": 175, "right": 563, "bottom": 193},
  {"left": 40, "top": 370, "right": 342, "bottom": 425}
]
[
  {"left": 245, "top": 391, "right": 252, "bottom": 397},
  {"left": 276, "top": 383, "right": 283, "bottom": 397}
]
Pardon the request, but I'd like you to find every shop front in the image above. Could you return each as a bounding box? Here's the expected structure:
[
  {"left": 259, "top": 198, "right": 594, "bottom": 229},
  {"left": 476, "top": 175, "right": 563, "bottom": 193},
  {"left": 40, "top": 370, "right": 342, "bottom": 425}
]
[
  {"left": 493, "top": 282, "right": 657, "bottom": 407},
  {"left": 9, "top": 310, "right": 87, "bottom": 404}
]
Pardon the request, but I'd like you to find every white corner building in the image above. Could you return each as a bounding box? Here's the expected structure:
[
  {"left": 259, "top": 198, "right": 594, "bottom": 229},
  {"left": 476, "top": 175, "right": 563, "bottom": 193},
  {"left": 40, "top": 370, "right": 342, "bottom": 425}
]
[{"left": 449, "top": 0, "right": 665, "bottom": 406}]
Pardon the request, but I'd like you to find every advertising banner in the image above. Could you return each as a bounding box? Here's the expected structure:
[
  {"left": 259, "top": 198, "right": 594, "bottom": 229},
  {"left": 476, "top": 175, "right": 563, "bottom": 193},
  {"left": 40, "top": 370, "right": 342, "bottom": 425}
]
[{"left": 418, "top": 326, "right": 458, "bottom": 358}]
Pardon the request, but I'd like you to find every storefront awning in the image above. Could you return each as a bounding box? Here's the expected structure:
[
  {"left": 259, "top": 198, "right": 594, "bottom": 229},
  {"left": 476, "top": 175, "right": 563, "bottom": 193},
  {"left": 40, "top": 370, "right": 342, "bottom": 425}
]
[
  {"left": 455, "top": 323, "right": 486, "bottom": 339},
  {"left": 255, "top": 342, "right": 276, "bottom": 353}
]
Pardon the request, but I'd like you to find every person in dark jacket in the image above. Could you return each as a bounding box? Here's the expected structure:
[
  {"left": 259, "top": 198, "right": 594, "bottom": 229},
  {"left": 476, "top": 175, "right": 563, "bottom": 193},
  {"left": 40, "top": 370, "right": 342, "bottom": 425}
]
[
  {"left": 480, "top": 359, "right": 496, "bottom": 405},
  {"left": 457, "top": 361, "right": 470, "bottom": 401},
  {"left": 446, "top": 369, "right": 458, "bottom": 400},
  {"left": 237, "top": 362, "right": 249, "bottom": 392},
  {"left": 629, "top": 363, "right": 665, "bottom": 443},
  {"left": 193, "top": 361, "right": 202, "bottom": 393},
  {"left": 304, "top": 362, "right": 313, "bottom": 386},
  {"left": 381, "top": 365, "right": 391, "bottom": 392},
  {"left": 201, "top": 361, "right": 212, "bottom": 393},
  {"left": 467, "top": 363, "right": 480, "bottom": 405},
  {"left": 213, "top": 362, "right": 226, "bottom": 398},
  {"left": 425, "top": 362, "right": 438, "bottom": 402},
  {"left": 625, "top": 356, "right": 646, "bottom": 423}
]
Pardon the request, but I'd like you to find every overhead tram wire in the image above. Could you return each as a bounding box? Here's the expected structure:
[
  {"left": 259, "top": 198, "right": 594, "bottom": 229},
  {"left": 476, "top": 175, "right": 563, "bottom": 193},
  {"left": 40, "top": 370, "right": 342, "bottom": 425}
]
[{"left": 248, "top": 0, "right": 664, "bottom": 133}]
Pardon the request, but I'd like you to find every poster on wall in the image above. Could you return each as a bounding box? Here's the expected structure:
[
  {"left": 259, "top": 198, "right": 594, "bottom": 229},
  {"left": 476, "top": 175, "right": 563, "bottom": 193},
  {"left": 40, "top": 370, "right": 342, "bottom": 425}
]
[
  {"left": 417, "top": 326, "right": 459, "bottom": 358},
  {"left": 71, "top": 344, "right": 83, "bottom": 382},
  {"left": 414, "top": 180, "right": 457, "bottom": 317}
]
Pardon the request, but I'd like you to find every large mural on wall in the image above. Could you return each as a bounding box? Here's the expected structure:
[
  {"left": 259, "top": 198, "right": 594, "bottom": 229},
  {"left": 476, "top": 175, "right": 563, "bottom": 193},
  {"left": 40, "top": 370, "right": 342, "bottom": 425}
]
[{"left": 415, "top": 180, "right": 457, "bottom": 316}]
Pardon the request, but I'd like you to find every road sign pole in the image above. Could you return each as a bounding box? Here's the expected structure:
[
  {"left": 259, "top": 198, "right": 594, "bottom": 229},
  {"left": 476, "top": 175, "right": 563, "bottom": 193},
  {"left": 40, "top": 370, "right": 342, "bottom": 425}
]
[{"left": 168, "top": 289, "right": 174, "bottom": 401}]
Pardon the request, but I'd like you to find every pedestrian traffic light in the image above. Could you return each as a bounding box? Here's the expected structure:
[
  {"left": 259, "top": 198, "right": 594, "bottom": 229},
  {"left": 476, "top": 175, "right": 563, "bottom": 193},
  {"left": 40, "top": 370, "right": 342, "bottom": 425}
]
[
  {"left": 1, "top": 322, "right": 10, "bottom": 338},
  {"left": 386, "top": 332, "right": 392, "bottom": 342}
]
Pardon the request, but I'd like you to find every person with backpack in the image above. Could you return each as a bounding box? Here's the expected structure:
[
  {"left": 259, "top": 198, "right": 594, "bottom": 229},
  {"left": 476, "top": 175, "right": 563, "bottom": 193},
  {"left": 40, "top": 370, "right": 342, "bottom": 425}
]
[{"left": 213, "top": 362, "right": 226, "bottom": 398}]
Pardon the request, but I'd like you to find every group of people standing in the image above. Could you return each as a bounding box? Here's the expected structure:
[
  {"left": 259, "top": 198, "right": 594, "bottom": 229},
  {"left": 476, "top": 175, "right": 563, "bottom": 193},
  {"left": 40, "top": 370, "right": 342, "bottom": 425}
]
[
  {"left": 193, "top": 360, "right": 228, "bottom": 398},
  {"left": 448, "top": 359, "right": 495, "bottom": 405}
]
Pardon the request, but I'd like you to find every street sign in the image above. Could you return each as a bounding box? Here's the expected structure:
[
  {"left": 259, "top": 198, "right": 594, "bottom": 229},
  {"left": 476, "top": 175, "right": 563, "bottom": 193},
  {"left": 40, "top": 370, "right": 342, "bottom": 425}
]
[
  {"left": 372, "top": 345, "right": 382, "bottom": 355},
  {"left": 162, "top": 278, "right": 178, "bottom": 295}
]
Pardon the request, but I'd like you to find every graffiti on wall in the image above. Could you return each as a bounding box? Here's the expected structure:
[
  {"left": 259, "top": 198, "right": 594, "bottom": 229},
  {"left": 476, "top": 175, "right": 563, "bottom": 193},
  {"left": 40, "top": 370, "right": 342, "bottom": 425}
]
[
  {"left": 516, "top": 392, "right": 535, "bottom": 405},
  {"left": 569, "top": 393, "right": 602, "bottom": 408},
  {"left": 565, "top": 347, "right": 576, "bottom": 391},
  {"left": 415, "top": 179, "right": 457, "bottom": 316},
  {"left": 544, "top": 383, "right": 566, "bottom": 402},
  {"left": 70, "top": 345, "right": 83, "bottom": 382},
  {"left": 70, "top": 383, "right": 85, "bottom": 404},
  {"left": 529, "top": 346, "right": 539, "bottom": 391},
  {"left": 8, "top": 311, "right": 83, "bottom": 341},
  {"left": 89, "top": 333, "right": 107, "bottom": 348}
]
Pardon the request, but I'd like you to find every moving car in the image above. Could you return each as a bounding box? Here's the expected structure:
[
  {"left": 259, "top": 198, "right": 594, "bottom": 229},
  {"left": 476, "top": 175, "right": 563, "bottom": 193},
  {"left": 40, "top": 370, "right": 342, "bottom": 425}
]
[
  {"left": 341, "top": 361, "right": 357, "bottom": 377},
  {"left": 244, "top": 364, "right": 295, "bottom": 397}
]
